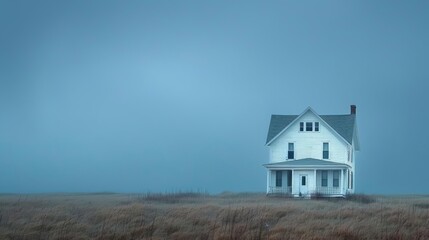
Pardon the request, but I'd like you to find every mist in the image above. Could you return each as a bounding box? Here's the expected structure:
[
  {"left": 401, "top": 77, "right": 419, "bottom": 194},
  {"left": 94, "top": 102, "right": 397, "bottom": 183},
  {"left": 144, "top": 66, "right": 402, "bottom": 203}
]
[{"left": 1, "top": 0, "right": 428, "bottom": 194}]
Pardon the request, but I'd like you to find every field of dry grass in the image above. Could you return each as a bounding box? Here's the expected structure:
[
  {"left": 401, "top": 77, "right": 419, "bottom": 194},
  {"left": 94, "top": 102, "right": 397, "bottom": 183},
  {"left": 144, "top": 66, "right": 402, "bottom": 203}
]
[{"left": 1, "top": 192, "right": 429, "bottom": 240}]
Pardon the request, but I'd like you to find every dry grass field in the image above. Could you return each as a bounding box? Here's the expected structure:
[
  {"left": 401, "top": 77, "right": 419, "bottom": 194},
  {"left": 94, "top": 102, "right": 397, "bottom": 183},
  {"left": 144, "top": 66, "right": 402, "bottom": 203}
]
[{"left": 1, "top": 192, "right": 429, "bottom": 240}]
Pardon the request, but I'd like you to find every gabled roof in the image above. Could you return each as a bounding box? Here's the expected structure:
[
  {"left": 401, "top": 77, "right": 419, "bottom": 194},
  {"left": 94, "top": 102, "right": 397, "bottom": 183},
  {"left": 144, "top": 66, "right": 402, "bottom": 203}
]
[
  {"left": 264, "top": 158, "right": 350, "bottom": 169},
  {"left": 265, "top": 108, "right": 357, "bottom": 146},
  {"left": 320, "top": 114, "right": 356, "bottom": 145},
  {"left": 265, "top": 115, "right": 298, "bottom": 145}
]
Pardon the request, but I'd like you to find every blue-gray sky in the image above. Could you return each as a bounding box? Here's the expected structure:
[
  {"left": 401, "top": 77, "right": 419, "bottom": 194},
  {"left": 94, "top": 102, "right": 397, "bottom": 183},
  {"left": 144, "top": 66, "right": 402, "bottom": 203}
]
[{"left": 1, "top": 0, "right": 428, "bottom": 194}]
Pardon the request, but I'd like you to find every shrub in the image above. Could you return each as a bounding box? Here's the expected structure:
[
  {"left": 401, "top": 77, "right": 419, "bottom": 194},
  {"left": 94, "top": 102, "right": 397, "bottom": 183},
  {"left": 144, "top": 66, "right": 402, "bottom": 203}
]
[
  {"left": 310, "top": 192, "right": 324, "bottom": 199},
  {"left": 413, "top": 203, "right": 429, "bottom": 209},
  {"left": 266, "top": 192, "right": 293, "bottom": 198},
  {"left": 138, "top": 191, "right": 208, "bottom": 203},
  {"left": 345, "top": 194, "right": 376, "bottom": 204}
]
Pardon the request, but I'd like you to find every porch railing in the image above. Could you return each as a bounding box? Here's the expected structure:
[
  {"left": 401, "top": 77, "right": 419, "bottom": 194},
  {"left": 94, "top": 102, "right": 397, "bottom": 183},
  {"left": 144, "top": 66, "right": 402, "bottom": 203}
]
[
  {"left": 267, "top": 186, "right": 292, "bottom": 195},
  {"left": 313, "top": 187, "right": 342, "bottom": 195},
  {"left": 267, "top": 186, "right": 344, "bottom": 196}
]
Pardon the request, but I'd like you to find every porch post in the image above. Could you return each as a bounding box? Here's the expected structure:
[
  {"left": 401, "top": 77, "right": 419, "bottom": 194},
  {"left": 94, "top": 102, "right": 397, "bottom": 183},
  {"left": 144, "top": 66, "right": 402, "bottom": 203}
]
[
  {"left": 266, "top": 170, "right": 270, "bottom": 194},
  {"left": 291, "top": 169, "right": 294, "bottom": 196},
  {"left": 340, "top": 169, "right": 343, "bottom": 195},
  {"left": 313, "top": 169, "right": 317, "bottom": 194},
  {"left": 344, "top": 169, "right": 350, "bottom": 193}
]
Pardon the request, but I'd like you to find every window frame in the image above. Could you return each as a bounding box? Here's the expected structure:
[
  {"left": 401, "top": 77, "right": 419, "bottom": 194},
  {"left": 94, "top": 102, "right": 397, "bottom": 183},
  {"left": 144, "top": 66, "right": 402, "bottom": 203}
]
[
  {"left": 314, "top": 122, "right": 319, "bottom": 131},
  {"left": 333, "top": 170, "right": 339, "bottom": 187},
  {"left": 321, "top": 170, "right": 328, "bottom": 187},
  {"left": 275, "top": 171, "right": 282, "bottom": 187},
  {"left": 323, "top": 142, "right": 329, "bottom": 159},
  {"left": 287, "top": 171, "right": 292, "bottom": 187},
  {"left": 347, "top": 149, "right": 351, "bottom": 162},
  {"left": 305, "top": 122, "right": 313, "bottom": 131},
  {"left": 287, "top": 142, "right": 294, "bottom": 159}
]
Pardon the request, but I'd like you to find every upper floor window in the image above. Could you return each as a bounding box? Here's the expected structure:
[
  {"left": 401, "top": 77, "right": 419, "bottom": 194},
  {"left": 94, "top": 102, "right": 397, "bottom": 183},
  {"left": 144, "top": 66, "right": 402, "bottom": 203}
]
[
  {"left": 323, "top": 142, "right": 329, "bottom": 159},
  {"left": 288, "top": 143, "right": 294, "bottom": 159},
  {"left": 300, "top": 121, "right": 319, "bottom": 132},
  {"left": 306, "top": 122, "right": 313, "bottom": 131},
  {"left": 347, "top": 149, "right": 351, "bottom": 162}
]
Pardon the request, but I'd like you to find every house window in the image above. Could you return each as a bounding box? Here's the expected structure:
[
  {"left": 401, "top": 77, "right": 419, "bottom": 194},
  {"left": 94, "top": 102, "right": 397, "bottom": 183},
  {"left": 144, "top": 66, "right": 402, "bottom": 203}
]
[
  {"left": 306, "top": 122, "right": 313, "bottom": 131},
  {"left": 348, "top": 171, "right": 350, "bottom": 188},
  {"left": 323, "top": 142, "right": 329, "bottom": 159},
  {"left": 288, "top": 143, "right": 294, "bottom": 159},
  {"left": 333, "top": 170, "right": 339, "bottom": 187},
  {"left": 287, "top": 171, "right": 292, "bottom": 187},
  {"left": 276, "top": 171, "right": 282, "bottom": 187},
  {"left": 301, "top": 176, "right": 306, "bottom": 186},
  {"left": 321, "top": 170, "right": 328, "bottom": 187},
  {"left": 348, "top": 149, "right": 351, "bottom": 162},
  {"left": 301, "top": 122, "right": 319, "bottom": 132}
]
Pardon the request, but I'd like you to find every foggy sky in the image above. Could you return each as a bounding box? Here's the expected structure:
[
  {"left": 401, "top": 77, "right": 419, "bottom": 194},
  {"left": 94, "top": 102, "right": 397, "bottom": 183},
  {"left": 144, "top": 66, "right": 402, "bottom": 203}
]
[{"left": 1, "top": 0, "right": 428, "bottom": 194}]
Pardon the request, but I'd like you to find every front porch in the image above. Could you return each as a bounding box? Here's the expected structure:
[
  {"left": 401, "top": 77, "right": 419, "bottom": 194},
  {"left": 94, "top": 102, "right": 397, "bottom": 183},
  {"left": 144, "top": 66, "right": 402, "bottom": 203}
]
[
  {"left": 265, "top": 159, "right": 353, "bottom": 198},
  {"left": 268, "top": 185, "right": 344, "bottom": 197}
]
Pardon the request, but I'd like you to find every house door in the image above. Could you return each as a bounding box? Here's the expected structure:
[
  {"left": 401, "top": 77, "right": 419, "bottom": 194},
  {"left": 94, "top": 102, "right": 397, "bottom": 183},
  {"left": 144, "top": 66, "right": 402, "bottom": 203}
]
[{"left": 299, "top": 175, "right": 308, "bottom": 195}]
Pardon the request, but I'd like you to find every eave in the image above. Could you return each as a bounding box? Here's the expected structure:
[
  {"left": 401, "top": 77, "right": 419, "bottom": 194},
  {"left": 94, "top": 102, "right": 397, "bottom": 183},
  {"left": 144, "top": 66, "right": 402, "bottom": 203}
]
[
  {"left": 265, "top": 107, "right": 353, "bottom": 148},
  {"left": 263, "top": 158, "right": 351, "bottom": 170}
]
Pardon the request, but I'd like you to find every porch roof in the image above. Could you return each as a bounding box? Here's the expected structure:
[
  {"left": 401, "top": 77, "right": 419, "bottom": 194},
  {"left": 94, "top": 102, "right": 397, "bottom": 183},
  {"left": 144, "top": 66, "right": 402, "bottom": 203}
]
[{"left": 264, "top": 158, "right": 350, "bottom": 169}]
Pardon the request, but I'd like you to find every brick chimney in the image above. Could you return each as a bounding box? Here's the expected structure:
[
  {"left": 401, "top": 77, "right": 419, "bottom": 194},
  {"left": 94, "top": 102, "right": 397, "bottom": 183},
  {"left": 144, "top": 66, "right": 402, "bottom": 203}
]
[{"left": 350, "top": 105, "right": 356, "bottom": 115}]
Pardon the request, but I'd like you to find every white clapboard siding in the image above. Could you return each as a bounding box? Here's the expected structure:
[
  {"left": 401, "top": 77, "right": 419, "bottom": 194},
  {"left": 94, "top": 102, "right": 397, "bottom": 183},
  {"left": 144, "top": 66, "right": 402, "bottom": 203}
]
[{"left": 269, "top": 111, "right": 349, "bottom": 164}]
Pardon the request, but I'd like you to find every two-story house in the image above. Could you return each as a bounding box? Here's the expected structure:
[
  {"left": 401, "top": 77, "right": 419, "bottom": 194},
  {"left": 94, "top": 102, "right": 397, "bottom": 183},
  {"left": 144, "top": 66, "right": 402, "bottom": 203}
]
[{"left": 264, "top": 105, "right": 359, "bottom": 197}]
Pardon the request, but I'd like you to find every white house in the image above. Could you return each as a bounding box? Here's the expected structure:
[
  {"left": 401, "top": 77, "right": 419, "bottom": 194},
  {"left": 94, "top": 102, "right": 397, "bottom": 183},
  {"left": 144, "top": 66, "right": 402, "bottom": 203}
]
[{"left": 264, "top": 105, "right": 359, "bottom": 198}]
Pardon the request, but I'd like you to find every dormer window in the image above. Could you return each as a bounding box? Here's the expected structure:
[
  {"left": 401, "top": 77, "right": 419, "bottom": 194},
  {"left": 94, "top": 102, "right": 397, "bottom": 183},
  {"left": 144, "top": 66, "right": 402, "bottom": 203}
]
[
  {"left": 300, "top": 122, "right": 319, "bottom": 132},
  {"left": 306, "top": 122, "right": 313, "bottom": 131}
]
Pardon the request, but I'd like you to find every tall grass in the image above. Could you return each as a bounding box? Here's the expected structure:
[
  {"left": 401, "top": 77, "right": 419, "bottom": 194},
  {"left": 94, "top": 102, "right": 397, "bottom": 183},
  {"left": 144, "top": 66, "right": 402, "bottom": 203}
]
[{"left": 1, "top": 193, "right": 429, "bottom": 239}]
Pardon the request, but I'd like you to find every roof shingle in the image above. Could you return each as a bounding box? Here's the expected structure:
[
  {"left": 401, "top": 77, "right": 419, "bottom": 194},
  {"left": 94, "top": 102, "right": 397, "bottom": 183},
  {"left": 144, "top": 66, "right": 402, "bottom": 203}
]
[
  {"left": 265, "top": 115, "right": 298, "bottom": 144},
  {"left": 266, "top": 113, "right": 356, "bottom": 145}
]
